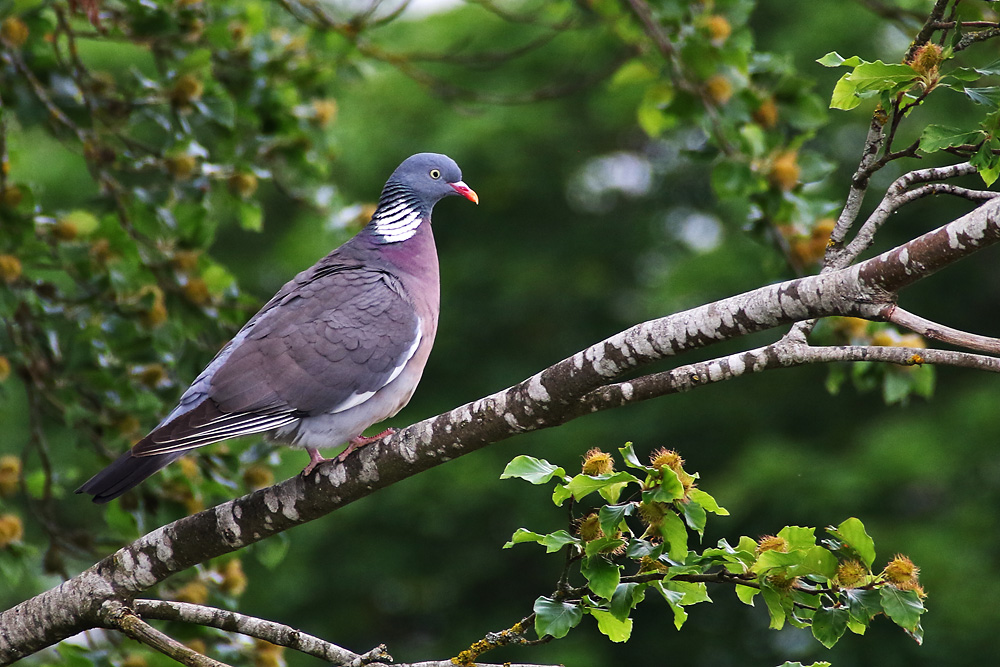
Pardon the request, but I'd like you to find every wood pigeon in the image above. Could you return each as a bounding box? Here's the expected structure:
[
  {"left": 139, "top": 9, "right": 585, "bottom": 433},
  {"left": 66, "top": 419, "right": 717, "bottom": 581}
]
[{"left": 78, "top": 153, "right": 478, "bottom": 503}]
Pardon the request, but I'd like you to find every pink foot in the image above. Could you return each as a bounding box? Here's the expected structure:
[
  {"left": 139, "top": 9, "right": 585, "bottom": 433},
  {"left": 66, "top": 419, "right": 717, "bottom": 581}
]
[
  {"left": 300, "top": 429, "right": 398, "bottom": 475},
  {"left": 302, "top": 447, "right": 330, "bottom": 476},
  {"left": 335, "top": 428, "right": 397, "bottom": 463}
]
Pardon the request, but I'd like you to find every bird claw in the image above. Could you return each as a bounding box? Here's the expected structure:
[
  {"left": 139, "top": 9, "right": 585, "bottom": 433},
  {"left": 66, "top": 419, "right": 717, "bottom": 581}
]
[{"left": 301, "top": 428, "right": 397, "bottom": 475}]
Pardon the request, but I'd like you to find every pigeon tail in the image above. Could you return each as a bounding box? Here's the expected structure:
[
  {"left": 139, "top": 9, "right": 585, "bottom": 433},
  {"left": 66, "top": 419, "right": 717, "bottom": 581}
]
[{"left": 76, "top": 449, "right": 183, "bottom": 504}]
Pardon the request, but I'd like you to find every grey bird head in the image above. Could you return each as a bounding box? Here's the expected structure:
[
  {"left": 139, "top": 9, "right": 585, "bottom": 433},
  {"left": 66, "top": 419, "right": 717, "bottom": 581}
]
[
  {"left": 383, "top": 153, "right": 478, "bottom": 207},
  {"left": 366, "top": 153, "right": 478, "bottom": 244}
]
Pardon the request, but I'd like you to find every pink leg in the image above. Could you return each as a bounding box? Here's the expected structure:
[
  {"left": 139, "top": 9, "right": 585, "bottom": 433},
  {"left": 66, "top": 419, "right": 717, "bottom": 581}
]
[
  {"left": 300, "top": 428, "right": 398, "bottom": 475},
  {"left": 335, "top": 428, "right": 397, "bottom": 463},
  {"left": 302, "top": 447, "right": 330, "bottom": 476}
]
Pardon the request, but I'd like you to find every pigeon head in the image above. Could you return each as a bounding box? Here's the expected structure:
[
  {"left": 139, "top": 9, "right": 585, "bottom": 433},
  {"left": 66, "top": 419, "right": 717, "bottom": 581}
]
[
  {"left": 368, "top": 153, "right": 478, "bottom": 243},
  {"left": 388, "top": 153, "right": 478, "bottom": 207}
]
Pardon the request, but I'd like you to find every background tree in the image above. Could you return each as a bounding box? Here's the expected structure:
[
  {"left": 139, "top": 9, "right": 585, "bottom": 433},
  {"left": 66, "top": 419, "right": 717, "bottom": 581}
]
[{"left": 2, "top": 1, "right": 1000, "bottom": 666}]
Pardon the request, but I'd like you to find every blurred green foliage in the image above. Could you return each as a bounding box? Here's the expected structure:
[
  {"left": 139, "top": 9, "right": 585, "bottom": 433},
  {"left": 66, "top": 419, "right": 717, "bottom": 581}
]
[{"left": 2, "top": 1, "right": 1000, "bottom": 666}]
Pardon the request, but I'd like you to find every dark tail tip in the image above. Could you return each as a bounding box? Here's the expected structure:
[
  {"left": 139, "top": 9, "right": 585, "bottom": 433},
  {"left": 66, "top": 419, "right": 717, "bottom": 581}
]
[{"left": 76, "top": 450, "right": 181, "bottom": 503}]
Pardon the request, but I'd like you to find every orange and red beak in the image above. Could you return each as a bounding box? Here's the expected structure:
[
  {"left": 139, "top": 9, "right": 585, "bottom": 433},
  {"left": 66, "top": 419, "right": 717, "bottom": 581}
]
[{"left": 449, "top": 181, "right": 479, "bottom": 204}]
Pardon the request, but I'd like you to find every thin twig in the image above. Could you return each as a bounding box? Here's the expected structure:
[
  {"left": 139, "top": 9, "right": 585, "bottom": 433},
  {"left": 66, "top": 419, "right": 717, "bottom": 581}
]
[
  {"left": 885, "top": 305, "right": 1000, "bottom": 355},
  {"left": 103, "top": 602, "right": 232, "bottom": 667}
]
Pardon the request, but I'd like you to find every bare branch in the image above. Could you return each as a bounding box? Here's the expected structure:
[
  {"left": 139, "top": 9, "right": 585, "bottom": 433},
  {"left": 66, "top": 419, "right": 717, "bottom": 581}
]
[
  {"left": 102, "top": 602, "right": 232, "bottom": 667},
  {"left": 839, "top": 162, "right": 985, "bottom": 268},
  {"left": 886, "top": 305, "right": 1000, "bottom": 355},
  {"left": 133, "top": 600, "right": 382, "bottom": 666}
]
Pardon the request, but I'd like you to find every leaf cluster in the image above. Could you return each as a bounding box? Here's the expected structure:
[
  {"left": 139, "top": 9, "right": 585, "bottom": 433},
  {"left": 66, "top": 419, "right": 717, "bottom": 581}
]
[{"left": 501, "top": 446, "right": 927, "bottom": 651}]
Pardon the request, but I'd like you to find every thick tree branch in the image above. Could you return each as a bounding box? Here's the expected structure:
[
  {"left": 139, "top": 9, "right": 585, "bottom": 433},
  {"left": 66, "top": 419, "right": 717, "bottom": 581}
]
[
  {"left": 3, "top": 197, "right": 1000, "bottom": 663},
  {"left": 133, "top": 600, "right": 384, "bottom": 666}
]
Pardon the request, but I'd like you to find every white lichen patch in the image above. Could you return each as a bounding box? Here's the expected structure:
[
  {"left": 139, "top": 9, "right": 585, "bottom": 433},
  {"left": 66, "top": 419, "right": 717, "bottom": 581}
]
[
  {"left": 357, "top": 455, "right": 380, "bottom": 485},
  {"left": 155, "top": 530, "right": 174, "bottom": 564},
  {"left": 133, "top": 552, "right": 157, "bottom": 587},
  {"left": 526, "top": 375, "right": 550, "bottom": 402},
  {"left": 620, "top": 382, "right": 634, "bottom": 401},
  {"left": 215, "top": 504, "right": 242, "bottom": 545}
]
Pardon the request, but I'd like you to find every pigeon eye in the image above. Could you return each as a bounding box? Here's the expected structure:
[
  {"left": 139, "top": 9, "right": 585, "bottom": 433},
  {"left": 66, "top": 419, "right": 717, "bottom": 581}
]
[{"left": 429, "top": 169, "right": 441, "bottom": 179}]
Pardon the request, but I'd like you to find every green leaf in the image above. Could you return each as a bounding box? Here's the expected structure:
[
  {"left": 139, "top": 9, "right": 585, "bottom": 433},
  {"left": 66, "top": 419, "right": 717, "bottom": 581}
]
[
  {"left": 654, "top": 582, "right": 688, "bottom": 629},
  {"left": 964, "top": 86, "right": 1000, "bottom": 108},
  {"left": 503, "top": 528, "right": 580, "bottom": 553},
  {"left": 658, "top": 511, "right": 689, "bottom": 562},
  {"left": 812, "top": 606, "right": 850, "bottom": 648},
  {"left": 534, "top": 596, "right": 584, "bottom": 639},
  {"left": 585, "top": 535, "right": 626, "bottom": 557},
  {"left": 563, "top": 471, "right": 641, "bottom": 502},
  {"left": 237, "top": 199, "right": 263, "bottom": 232},
  {"left": 598, "top": 503, "right": 633, "bottom": 537},
  {"left": 831, "top": 517, "right": 876, "bottom": 568},
  {"left": 661, "top": 579, "right": 710, "bottom": 605},
  {"left": 610, "top": 582, "right": 646, "bottom": 621},
  {"left": 971, "top": 137, "right": 1000, "bottom": 186},
  {"left": 761, "top": 584, "right": 790, "bottom": 630},
  {"left": 501, "top": 455, "right": 566, "bottom": 485},
  {"left": 778, "top": 525, "right": 818, "bottom": 550},
  {"left": 619, "top": 442, "right": 646, "bottom": 470},
  {"left": 919, "top": 124, "right": 985, "bottom": 153},
  {"left": 846, "top": 588, "right": 882, "bottom": 624},
  {"left": 688, "top": 488, "right": 729, "bottom": 515},
  {"left": 582, "top": 556, "right": 621, "bottom": 600},
  {"left": 830, "top": 61, "right": 916, "bottom": 110},
  {"left": 816, "top": 52, "right": 862, "bottom": 68},
  {"left": 735, "top": 584, "right": 758, "bottom": 606},
  {"left": 637, "top": 83, "right": 676, "bottom": 137},
  {"left": 589, "top": 608, "right": 633, "bottom": 642},
  {"left": 880, "top": 587, "right": 926, "bottom": 632},
  {"left": 752, "top": 547, "right": 838, "bottom": 579},
  {"left": 679, "top": 499, "right": 707, "bottom": 535}
]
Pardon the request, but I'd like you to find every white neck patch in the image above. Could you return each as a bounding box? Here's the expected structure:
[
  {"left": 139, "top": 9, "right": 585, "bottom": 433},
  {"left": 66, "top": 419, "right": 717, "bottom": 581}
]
[{"left": 371, "top": 199, "right": 424, "bottom": 243}]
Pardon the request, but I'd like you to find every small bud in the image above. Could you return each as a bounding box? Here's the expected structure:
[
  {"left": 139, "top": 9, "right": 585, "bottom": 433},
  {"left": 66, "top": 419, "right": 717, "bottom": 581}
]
[
  {"left": 870, "top": 330, "right": 897, "bottom": 347},
  {"left": 909, "top": 43, "right": 943, "bottom": 77},
  {"left": 184, "top": 639, "right": 207, "bottom": 656},
  {"left": 312, "top": 98, "right": 338, "bottom": 127},
  {"left": 135, "top": 363, "right": 167, "bottom": 388},
  {"left": 0, "top": 513, "right": 24, "bottom": 548},
  {"left": 637, "top": 555, "right": 669, "bottom": 573},
  {"left": 182, "top": 277, "right": 211, "bottom": 306},
  {"left": 254, "top": 639, "right": 286, "bottom": 667},
  {"left": 0, "top": 254, "right": 22, "bottom": 284},
  {"left": 581, "top": 447, "right": 614, "bottom": 475},
  {"left": 219, "top": 558, "right": 248, "bottom": 596},
  {"left": 173, "top": 580, "right": 209, "bottom": 604},
  {"left": 768, "top": 150, "right": 800, "bottom": 192},
  {"left": 896, "top": 333, "right": 927, "bottom": 349},
  {"left": 883, "top": 554, "right": 919, "bottom": 585},
  {"left": 177, "top": 456, "right": 200, "bottom": 481},
  {"left": 637, "top": 500, "right": 667, "bottom": 527},
  {"left": 90, "top": 238, "right": 113, "bottom": 265},
  {"left": 833, "top": 317, "right": 870, "bottom": 342},
  {"left": 243, "top": 463, "right": 274, "bottom": 491},
  {"left": 704, "top": 74, "right": 733, "bottom": 106},
  {"left": 52, "top": 219, "right": 79, "bottom": 241},
  {"left": 227, "top": 172, "right": 259, "bottom": 198},
  {"left": 703, "top": 15, "right": 731, "bottom": 44},
  {"left": 121, "top": 654, "right": 148, "bottom": 667},
  {"left": 755, "top": 535, "right": 789, "bottom": 555},
  {"left": 1, "top": 17, "right": 29, "bottom": 48},
  {"left": 753, "top": 97, "right": 779, "bottom": 129},
  {"left": 577, "top": 513, "right": 604, "bottom": 542},
  {"left": 836, "top": 559, "right": 868, "bottom": 588},
  {"left": 114, "top": 415, "right": 141, "bottom": 437},
  {"left": 0, "top": 455, "right": 21, "bottom": 497},
  {"left": 766, "top": 571, "right": 797, "bottom": 591},
  {"left": 650, "top": 447, "right": 683, "bottom": 473},
  {"left": 0, "top": 356, "right": 10, "bottom": 382},
  {"left": 169, "top": 74, "right": 204, "bottom": 107},
  {"left": 165, "top": 154, "right": 198, "bottom": 180},
  {"left": 0, "top": 184, "right": 23, "bottom": 208},
  {"left": 171, "top": 249, "right": 201, "bottom": 272}
]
